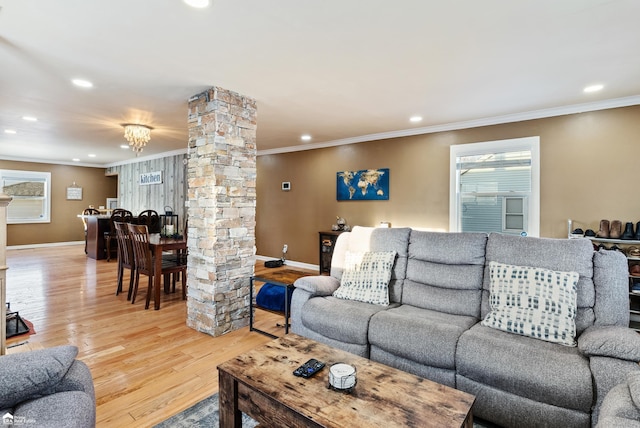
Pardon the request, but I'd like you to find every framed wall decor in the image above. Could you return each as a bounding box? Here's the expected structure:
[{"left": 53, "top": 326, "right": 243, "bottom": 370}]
[
  {"left": 337, "top": 168, "right": 389, "bottom": 201},
  {"left": 106, "top": 198, "right": 118, "bottom": 210},
  {"left": 66, "top": 185, "right": 83, "bottom": 200}
]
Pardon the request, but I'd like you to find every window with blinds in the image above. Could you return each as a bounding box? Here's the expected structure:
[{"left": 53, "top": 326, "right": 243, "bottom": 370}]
[
  {"left": 0, "top": 169, "right": 51, "bottom": 224},
  {"left": 450, "top": 137, "right": 540, "bottom": 237}
]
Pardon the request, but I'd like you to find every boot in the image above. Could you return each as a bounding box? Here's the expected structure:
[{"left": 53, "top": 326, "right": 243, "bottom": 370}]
[
  {"left": 622, "top": 222, "right": 635, "bottom": 240},
  {"left": 596, "top": 220, "right": 610, "bottom": 238},
  {"left": 609, "top": 220, "right": 622, "bottom": 239},
  {"left": 635, "top": 222, "right": 640, "bottom": 240}
]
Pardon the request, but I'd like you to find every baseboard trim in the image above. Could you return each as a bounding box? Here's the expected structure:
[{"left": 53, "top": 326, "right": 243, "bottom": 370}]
[
  {"left": 8, "top": 241, "right": 84, "bottom": 250},
  {"left": 5, "top": 246, "right": 322, "bottom": 273},
  {"left": 255, "top": 255, "right": 319, "bottom": 272}
]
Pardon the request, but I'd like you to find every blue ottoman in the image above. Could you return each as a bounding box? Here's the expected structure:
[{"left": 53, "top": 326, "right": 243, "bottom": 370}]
[{"left": 256, "top": 283, "right": 294, "bottom": 312}]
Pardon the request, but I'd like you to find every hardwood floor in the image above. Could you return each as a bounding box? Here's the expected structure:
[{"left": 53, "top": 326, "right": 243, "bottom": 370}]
[{"left": 5, "top": 244, "right": 314, "bottom": 427}]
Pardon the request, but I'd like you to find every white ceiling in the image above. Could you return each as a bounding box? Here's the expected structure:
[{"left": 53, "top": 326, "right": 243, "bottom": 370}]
[{"left": 1, "top": 0, "right": 639, "bottom": 167}]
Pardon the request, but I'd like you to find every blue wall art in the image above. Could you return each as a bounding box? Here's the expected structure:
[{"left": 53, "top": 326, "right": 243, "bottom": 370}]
[{"left": 337, "top": 168, "right": 389, "bottom": 201}]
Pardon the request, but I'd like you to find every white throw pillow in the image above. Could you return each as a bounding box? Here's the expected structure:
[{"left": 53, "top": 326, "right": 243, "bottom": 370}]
[
  {"left": 482, "top": 261, "right": 579, "bottom": 347},
  {"left": 332, "top": 251, "right": 397, "bottom": 306}
]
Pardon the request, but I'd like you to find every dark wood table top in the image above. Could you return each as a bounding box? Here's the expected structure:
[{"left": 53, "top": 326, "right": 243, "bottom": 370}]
[
  {"left": 218, "top": 334, "right": 475, "bottom": 428},
  {"left": 253, "top": 268, "right": 314, "bottom": 286}
]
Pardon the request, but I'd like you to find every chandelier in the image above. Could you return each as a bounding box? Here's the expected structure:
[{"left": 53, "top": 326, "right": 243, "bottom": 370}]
[{"left": 122, "top": 124, "right": 153, "bottom": 154}]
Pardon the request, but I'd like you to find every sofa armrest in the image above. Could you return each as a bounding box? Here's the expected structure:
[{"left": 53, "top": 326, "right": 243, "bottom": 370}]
[
  {"left": 579, "top": 325, "right": 640, "bottom": 362},
  {"left": 294, "top": 275, "right": 340, "bottom": 297}
]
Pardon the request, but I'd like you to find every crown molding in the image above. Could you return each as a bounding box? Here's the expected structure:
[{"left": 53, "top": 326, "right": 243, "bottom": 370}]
[
  {"left": 0, "top": 155, "right": 105, "bottom": 168},
  {"left": 257, "top": 95, "right": 640, "bottom": 156},
  {"left": 104, "top": 148, "right": 188, "bottom": 168}
]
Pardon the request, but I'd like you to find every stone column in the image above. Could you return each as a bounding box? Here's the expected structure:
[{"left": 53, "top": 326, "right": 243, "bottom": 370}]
[{"left": 186, "top": 86, "right": 257, "bottom": 336}]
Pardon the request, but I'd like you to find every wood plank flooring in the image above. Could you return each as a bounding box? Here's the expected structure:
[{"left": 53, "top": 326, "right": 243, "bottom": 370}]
[{"left": 5, "top": 244, "right": 314, "bottom": 427}]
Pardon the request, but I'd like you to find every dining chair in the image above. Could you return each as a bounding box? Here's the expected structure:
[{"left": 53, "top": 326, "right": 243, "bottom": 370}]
[
  {"left": 127, "top": 223, "right": 187, "bottom": 309},
  {"left": 81, "top": 207, "right": 100, "bottom": 254},
  {"left": 137, "top": 209, "right": 161, "bottom": 234},
  {"left": 105, "top": 209, "right": 133, "bottom": 261},
  {"left": 114, "top": 221, "right": 135, "bottom": 300}
]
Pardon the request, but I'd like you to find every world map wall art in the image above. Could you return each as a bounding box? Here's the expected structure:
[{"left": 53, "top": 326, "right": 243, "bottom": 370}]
[{"left": 337, "top": 168, "right": 389, "bottom": 201}]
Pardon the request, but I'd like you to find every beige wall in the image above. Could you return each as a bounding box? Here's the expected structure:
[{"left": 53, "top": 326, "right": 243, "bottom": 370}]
[
  {"left": 256, "top": 105, "right": 640, "bottom": 265},
  {"left": 0, "top": 160, "right": 116, "bottom": 246}
]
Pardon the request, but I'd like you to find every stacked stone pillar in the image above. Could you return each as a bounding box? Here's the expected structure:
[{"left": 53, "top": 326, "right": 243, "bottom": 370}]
[{"left": 186, "top": 86, "right": 257, "bottom": 336}]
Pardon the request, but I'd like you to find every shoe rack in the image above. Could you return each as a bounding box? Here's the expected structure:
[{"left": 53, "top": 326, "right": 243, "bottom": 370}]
[{"left": 568, "top": 219, "right": 640, "bottom": 332}]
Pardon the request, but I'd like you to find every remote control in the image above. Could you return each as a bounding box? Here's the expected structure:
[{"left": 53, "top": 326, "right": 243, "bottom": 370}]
[{"left": 293, "top": 358, "right": 325, "bottom": 378}]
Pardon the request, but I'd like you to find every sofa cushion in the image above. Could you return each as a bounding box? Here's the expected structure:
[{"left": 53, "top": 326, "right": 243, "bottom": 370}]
[
  {"left": 13, "top": 390, "right": 96, "bottom": 428},
  {"left": 333, "top": 251, "right": 396, "bottom": 305},
  {"left": 301, "top": 296, "right": 391, "bottom": 345},
  {"left": 456, "top": 323, "right": 593, "bottom": 412},
  {"left": 0, "top": 345, "right": 78, "bottom": 409},
  {"left": 369, "top": 305, "right": 477, "bottom": 369},
  {"left": 404, "top": 231, "right": 487, "bottom": 317},
  {"left": 482, "top": 261, "right": 579, "bottom": 346}
]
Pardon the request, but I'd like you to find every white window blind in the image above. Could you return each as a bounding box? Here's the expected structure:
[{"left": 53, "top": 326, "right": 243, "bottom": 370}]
[
  {"left": 0, "top": 169, "right": 51, "bottom": 224},
  {"left": 450, "top": 137, "right": 540, "bottom": 237}
]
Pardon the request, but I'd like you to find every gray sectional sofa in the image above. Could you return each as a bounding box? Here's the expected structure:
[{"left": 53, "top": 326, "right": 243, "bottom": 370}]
[
  {"left": 0, "top": 345, "right": 95, "bottom": 428},
  {"left": 291, "top": 226, "right": 640, "bottom": 428}
]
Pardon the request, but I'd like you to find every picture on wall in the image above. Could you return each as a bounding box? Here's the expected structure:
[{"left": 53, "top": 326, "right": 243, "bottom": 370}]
[{"left": 337, "top": 168, "right": 389, "bottom": 201}]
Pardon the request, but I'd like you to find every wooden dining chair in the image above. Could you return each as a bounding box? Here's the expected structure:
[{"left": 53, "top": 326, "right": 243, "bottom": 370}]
[
  {"left": 114, "top": 221, "right": 135, "bottom": 300},
  {"left": 81, "top": 207, "right": 100, "bottom": 254},
  {"left": 137, "top": 209, "right": 161, "bottom": 234},
  {"left": 127, "top": 223, "right": 187, "bottom": 309},
  {"left": 105, "top": 209, "right": 133, "bottom": 261}
]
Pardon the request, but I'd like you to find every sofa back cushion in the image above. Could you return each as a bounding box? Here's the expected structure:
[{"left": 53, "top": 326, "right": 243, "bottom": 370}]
[
  {"left": 404, "top": 231, "right": 488, "bottom": 317},
  {"left": 483, "top": 233, "right": 602, "bottom": 335},
  {"left": 330, "top": 226, "right": 411, "bottom": 303}
]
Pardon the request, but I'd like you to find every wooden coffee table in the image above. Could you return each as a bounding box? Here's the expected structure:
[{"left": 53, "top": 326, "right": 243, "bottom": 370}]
[{"left": 218, "top": 334, "right": 475, "bottom": 428}]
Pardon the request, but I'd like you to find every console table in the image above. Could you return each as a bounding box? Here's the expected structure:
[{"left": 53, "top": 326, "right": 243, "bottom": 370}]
[{"left": 249, "top": 268, "right": 313, "bottom": 338}]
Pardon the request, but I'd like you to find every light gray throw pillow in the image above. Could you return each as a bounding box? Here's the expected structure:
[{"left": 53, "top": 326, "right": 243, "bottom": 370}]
[
  {"left": 333, "top": 251, "right": 396, "bottom": 306},
  {"left": 482, "top": 261, "right": 579, "bottom": 346}
]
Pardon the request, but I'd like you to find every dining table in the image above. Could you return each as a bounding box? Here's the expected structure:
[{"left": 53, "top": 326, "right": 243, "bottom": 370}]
[{"left": 148, "top": 233, "right": 187, "bottom": 310}]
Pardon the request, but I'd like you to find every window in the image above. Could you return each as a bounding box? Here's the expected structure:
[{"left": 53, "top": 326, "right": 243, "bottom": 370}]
[
  {"left": 449, "top": 137, "right": 540, "bottom": 237},
  {"left": 0, "top": 169, "right": 51, "bottom": 224}
]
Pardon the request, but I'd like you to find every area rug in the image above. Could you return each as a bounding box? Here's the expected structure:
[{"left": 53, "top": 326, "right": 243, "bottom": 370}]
[
  {"left": 154, "top": 394, "right": 257, "bottom": 428},
  {"left": 155, "top": 392, "right": 498, "bottom": 427}
]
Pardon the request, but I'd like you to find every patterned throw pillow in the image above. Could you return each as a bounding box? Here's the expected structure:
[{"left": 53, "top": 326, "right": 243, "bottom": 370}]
[
  {"left": 481, "top": 261, "right": 579, "bottom": 347},
  {"left": 332, "top": 251, "right": 397, "bottom": 306}
]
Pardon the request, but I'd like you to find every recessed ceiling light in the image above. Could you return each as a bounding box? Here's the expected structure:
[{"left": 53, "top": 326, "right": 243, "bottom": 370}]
[
  {"left": 120, "top": 144, "right": 130, "bottom": 149},
  {"left": 4, "top": 129, "right": 16, "bottom": 134},
  {"left": 184, "top": 0, "right": 210, "bottom": 8},
  {"left": 22, "top": 116, "right": 38, "bottom": 122},
  {"left": 88, "top": 154, "right": 96, "bottom": 158},
  {"left": 301, "top": 134, "right": 312, "bottom": 142},
  {"left": 72, "top": 79, "right": 93, "bottom": 88},
  {"left": 410, "top": 116, "right": 423, "bottom": 123},
  {"left": 72, "top": 158, "right": 80, "bottom": 162},
  {"left": 584, "top": 84, "right": 603, "bottom": 93}
]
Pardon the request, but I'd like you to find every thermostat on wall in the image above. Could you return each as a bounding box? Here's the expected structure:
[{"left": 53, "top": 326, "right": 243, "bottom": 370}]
[{"left": 282, "top": 181, "right": 291, "bottom": 191}]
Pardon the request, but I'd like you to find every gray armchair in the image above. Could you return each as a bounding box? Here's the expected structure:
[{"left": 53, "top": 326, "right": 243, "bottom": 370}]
[
  {"left": 597, "top": 370, "right": 640, "bottom": 427},
  {"left": 0, "top": 345, "right": 95, "bottom": 428}
]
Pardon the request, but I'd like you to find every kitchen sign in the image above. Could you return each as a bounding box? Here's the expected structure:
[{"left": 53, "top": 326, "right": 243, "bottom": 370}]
[{"left": 140, "top": 171, "right": 163, "bottom": 185}]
